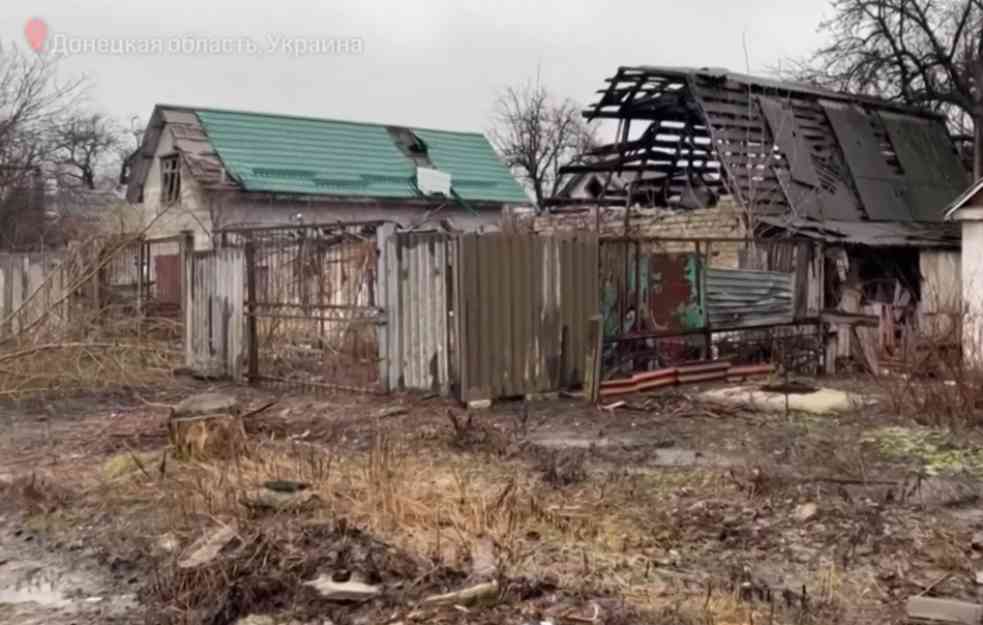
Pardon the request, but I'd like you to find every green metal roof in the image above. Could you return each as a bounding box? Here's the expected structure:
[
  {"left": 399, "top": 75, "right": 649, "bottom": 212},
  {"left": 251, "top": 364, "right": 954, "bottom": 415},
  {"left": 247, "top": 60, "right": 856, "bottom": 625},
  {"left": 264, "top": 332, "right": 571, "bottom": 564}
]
[{"left": 194, "top": 108, "right": 530, "bottom": 204}]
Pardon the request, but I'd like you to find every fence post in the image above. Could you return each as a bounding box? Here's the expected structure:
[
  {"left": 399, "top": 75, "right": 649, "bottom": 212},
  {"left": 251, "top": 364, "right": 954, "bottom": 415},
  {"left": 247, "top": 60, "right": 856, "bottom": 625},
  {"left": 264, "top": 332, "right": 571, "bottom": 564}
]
[
  {"left": 136, "top": 237, "right": 145, "bottom": 321},
  {"left": 244, "top": 237, "right": 259, "bottom": 385},
  {"left": 375, "top": 223, "right": 396, "bottom": 392},
  {"left": 584, "top": 315, "right": 603, "bottom": 404},
  {"left": 180, "top": 230, "right": 194, "bottom": 368}
]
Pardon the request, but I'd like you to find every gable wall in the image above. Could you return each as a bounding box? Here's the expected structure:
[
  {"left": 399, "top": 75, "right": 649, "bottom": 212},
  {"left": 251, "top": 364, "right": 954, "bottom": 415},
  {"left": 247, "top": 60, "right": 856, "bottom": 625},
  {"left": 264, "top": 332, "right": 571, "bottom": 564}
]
[{"left": 142, "top": 125, "right": 214, "bottom": 248}]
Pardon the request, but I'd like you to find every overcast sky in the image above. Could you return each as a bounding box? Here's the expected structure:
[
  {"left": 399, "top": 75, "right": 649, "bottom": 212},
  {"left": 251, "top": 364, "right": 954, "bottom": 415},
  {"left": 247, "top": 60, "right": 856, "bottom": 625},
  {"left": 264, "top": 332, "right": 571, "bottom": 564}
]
[{"left": 3, "top": 0, "right": 833, "bottom": 134}]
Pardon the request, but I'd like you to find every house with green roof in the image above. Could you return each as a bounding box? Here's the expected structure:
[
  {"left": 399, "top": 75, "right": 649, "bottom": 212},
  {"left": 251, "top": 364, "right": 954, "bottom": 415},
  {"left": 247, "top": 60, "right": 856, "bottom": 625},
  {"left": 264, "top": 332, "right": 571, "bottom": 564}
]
[{"left": 125, "top": 105, "right": 530, "bottom": 246}]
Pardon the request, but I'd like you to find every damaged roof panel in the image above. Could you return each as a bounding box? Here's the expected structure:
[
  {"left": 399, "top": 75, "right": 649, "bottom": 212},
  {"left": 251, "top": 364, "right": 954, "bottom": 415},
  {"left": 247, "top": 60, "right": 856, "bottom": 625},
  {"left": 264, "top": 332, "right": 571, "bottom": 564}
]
[
  {"left": 129, "top": 105, "right": 530, "bottom": 205},
  {"left": 576, "top": 66, "right": 965, "bottom": 223},
  {"left": 757, "top": 216, "right": 960, "bottom": 248},
  {"left": 819, "top": 100, "right": 912, "bottom": 222},
  {"left": 879, "top": 112, "right": 967, "bottom": 222},
  {"left": 411, "top": 128, "right": 531, "bottom": 203}
]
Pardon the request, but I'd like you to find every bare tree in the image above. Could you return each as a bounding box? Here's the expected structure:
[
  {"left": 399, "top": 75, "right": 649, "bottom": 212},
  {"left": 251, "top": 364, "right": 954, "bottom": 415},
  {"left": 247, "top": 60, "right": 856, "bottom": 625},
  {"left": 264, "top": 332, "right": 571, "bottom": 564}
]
[
  {"left": 791, "top": 0, "right": 983, "bottom": 178},
  {"left": 49, "top": 112, "right": 121, "bottom": 190},
  {"left": 0, "top": 48, "right": 85, "bottom": 246},
  {"left": 490, "top": 81, "right": 595, "bottom": 208}
]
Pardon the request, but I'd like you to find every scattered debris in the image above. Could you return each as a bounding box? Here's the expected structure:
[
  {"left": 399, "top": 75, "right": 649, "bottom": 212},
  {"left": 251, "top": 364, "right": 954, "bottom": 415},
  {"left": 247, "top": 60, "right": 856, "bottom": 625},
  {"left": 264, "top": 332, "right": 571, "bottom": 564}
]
[
  {"left": 241, "top": 487, "right": 318, "bottom": 512},
  {"left": 467, "top": 399, "right": 493, "bottom": 410},
  {"left": 469, "top": 535, "right": 497, "bottom": 580},
  {"left": 375, "top": 406, "right": 409, "bottom": 419},
  {"left": 234, "top": 616, "right": 275, "bottom": 625},
  {"left": 600, "top": 362, "right": 775, "bottom": 398},
  {"left": 157, "top": 533, "right": 179, "bottom": 553},
  {"left": 177, "top": 525, "right": 238, "bottom": 569},
  {"left": 171, "top": 392, "right": 241, "bottom": 419},
  {"left": 794, "top": 502, "right": 819, "bottom": 523},
  {"left": 600, "top": 401, "right": 625, "bottom": 412},
  {"left": 263, "top": 479, "right": 310, "bottom": 493},
  {"left": 303, "top": 575, "right": 381, "bottom": 602},
  {"left": 421, "top": 581, "right": 498, "bottom": 607},
  {"left": 906, "top": 596, "right": 983, "bottom": 625}
]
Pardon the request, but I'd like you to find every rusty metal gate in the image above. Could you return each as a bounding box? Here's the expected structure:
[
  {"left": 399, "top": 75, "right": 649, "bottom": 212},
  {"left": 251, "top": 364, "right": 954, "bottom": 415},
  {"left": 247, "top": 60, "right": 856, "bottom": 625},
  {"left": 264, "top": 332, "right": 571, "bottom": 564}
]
[
  {"left": 454, "top": 232, "right": 599, "bottom": 402},
  {"left": 599, "top": 237, "right": 821, "bottom": 379},
  {"left": 221, "top": 222, "right": 385, "bottom": 392}
]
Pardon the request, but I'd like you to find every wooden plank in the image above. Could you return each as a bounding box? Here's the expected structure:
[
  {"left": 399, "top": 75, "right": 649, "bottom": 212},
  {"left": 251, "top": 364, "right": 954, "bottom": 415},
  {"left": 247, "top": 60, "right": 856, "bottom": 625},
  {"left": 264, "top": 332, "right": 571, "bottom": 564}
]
[
  {"left": 583, "top": 315, "right": 603, "bottom": 403},
  {"left": 496, "top": 236, "right": 513, "bottom": 396},
  {"left": 514, "top": 235, "right": 530, "bottom": 395}
]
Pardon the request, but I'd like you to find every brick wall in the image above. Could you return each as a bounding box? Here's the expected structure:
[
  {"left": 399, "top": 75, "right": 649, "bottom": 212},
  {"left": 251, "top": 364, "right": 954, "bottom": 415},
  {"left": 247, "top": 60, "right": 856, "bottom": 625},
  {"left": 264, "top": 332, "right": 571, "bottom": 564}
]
[{"left": 524, "top": 198, "right": 749, "bottom": 268}]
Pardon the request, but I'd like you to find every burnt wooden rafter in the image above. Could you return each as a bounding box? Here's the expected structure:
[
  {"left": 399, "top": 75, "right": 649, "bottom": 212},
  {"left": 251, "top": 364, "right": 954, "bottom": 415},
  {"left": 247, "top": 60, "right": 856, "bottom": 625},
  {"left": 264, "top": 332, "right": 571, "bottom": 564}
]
[{"left": 573, "top": 65, "right": 964, "bottom": 218}]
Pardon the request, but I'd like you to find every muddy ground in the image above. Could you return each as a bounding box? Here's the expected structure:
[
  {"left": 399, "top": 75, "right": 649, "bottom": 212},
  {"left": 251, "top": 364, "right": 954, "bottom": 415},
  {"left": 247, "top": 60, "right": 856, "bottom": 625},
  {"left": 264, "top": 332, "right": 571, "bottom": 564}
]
[{"left": 3, "top": 378, "right": 983, "bottom": 624}]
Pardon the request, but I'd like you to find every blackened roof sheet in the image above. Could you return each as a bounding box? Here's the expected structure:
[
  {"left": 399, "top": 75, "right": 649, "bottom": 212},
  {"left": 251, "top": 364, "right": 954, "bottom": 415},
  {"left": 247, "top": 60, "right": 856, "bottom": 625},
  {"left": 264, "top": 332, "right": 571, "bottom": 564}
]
[{"left": 757, "top": 216, "right": 960, "bottom": 248}]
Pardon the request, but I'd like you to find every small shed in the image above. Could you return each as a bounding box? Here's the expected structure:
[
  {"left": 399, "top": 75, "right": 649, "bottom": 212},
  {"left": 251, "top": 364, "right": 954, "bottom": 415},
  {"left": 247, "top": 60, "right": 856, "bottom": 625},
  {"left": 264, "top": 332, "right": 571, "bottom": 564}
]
[{"left": 944, "top": 178, "right": 983, "bottom": 367}]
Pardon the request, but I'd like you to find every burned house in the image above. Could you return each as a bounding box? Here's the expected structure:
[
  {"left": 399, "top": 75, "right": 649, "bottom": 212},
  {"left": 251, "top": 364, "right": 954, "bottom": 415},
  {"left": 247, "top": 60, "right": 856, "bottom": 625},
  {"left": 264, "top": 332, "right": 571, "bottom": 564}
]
[{"left": 557, "top": 66, "right": 967, "bottom": 370}]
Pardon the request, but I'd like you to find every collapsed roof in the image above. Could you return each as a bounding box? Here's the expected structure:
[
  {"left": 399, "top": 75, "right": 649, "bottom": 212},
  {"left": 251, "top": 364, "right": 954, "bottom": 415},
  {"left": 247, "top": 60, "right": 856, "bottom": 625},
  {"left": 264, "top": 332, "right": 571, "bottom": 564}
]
[
  {"left": 126, "top": 105, "right": 530, "bottom": 206},
  {"left": 568, "top": 66, "right": 967, "bottom": 222}
]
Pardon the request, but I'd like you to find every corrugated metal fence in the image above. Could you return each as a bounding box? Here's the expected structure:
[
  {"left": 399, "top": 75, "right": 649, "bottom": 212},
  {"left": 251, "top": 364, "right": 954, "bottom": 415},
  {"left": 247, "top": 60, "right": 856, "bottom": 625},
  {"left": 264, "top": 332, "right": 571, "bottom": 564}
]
[
  {"left": 189, "top": 247, "right": 245, "bottom": 380},
  {"left": 455, "top": 233, "right": 599, "bottom": 401},
  {"left": 380, "top": 231, "right": 600, "bottom": 401},
  {"left": 705, "top": 268, "right": 795, "bottom": 328}
]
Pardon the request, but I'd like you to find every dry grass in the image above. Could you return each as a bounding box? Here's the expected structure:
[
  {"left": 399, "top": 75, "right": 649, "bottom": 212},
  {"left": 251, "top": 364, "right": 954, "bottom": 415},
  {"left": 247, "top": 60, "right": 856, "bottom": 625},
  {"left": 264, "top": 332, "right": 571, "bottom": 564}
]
[
  {"left": 68, "top": 422, "right": 854, "bottom": 625},
  {"left": 877, "top": 325, "right": 983, "bottom": 429},
  {"left": 0, "top": 232, "right": 183, "bottom": 399}
]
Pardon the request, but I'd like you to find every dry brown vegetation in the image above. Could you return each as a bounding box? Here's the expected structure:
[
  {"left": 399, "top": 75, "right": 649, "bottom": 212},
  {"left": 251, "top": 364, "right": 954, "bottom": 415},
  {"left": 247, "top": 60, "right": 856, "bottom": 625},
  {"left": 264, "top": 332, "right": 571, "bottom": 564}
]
[
  {"left": 0, "top": 231, "right": 182, "bottom": 399},
  {"left": 879, "top": 326, "right": 983, "bottom": 428},
  {"left": 25, "top": 402, "right": 864, "bottom": 625},
  {"left": 6, "top": 306, "right": 983, "bottom": 625}
]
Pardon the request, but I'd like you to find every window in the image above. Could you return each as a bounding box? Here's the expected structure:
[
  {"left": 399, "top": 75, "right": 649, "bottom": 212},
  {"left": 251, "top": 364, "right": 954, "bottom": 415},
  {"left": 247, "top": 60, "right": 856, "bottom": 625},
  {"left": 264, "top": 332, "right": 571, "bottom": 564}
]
[{"left": 160, "top": 155, "right": 181, "bottom": 204}]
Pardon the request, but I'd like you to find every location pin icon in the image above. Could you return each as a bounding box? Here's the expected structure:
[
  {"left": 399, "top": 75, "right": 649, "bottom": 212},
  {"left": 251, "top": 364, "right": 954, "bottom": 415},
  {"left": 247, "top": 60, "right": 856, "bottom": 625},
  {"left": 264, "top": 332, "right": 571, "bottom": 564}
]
[{"left": 24, "top": 18, "right": 48, "bottom": 52}]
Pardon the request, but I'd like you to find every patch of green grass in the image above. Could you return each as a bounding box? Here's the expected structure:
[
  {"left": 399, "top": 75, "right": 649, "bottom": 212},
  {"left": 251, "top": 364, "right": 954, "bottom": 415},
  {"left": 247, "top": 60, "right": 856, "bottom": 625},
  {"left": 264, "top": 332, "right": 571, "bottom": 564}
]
[{"left": 863, "top": 426, "right": 983, "bottom": 476}]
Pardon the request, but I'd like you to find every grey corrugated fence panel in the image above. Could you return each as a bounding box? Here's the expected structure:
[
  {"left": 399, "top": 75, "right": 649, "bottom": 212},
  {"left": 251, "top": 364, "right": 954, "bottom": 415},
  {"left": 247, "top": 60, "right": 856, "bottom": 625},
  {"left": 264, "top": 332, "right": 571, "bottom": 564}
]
[
  {"left": 0, "top": 251, "right": 67, "bottom": 338},
  {"left": 456, "top": 233, "right": 599, "bottom": 402},
  {"left": 382, "top": 231, "right": 452, "bottom": 394},
  {"left": 189, "top": 248, "right": 245, "bottom": 380},
  {"left": 705, "top": 268, "right": 795, "bottom": 328}
]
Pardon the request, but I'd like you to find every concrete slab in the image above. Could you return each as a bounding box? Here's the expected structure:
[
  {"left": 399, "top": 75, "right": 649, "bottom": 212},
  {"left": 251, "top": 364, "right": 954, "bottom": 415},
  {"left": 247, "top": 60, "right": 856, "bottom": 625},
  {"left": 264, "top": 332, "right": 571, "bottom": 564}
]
[
  {"left": 527, "top": 428, "right": 735, "bottom": 467},
  {"left": 698, "top": 385, "right": 864, "bottom": 415}
]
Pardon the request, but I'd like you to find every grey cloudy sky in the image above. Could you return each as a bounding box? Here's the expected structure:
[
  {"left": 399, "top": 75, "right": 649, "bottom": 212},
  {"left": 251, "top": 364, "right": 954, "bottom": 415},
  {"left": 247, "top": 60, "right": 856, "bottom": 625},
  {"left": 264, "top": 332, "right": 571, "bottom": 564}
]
[{"left": 3, "top": 0, "right": 832, "bottom": 133}]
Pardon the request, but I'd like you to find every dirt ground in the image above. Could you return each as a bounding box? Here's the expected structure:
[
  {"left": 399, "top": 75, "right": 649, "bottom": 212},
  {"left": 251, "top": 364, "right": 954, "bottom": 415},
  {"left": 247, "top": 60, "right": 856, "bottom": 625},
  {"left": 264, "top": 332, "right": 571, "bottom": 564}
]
[{"left": 3, "top": 377, "right": 983, "bottom": 624}]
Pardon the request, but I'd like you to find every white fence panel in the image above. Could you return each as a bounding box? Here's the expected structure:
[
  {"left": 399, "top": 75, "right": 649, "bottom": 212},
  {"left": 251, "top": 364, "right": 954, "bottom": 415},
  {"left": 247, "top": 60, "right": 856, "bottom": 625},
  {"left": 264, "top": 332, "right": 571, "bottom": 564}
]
[{"left": 189, "top": 248, "right": 245, "bottom": 380}]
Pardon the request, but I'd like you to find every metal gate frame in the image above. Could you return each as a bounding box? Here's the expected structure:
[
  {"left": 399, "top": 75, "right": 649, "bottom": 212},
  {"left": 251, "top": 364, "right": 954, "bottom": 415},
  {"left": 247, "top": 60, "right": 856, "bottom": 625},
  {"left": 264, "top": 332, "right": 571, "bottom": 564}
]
[{"left": 222, "top": 222, "right": 386, "bottom": 392}]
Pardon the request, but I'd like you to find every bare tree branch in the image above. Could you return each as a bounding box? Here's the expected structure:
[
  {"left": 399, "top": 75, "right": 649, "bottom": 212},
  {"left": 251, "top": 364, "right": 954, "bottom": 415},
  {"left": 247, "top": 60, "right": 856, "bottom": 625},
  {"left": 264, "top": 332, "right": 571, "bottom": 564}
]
[
  {"left": 785, "top": 0, "right": 983, "bottom": 177},
  {"left": 489, "top": 80, "right": 595, "bottom": 208}
]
